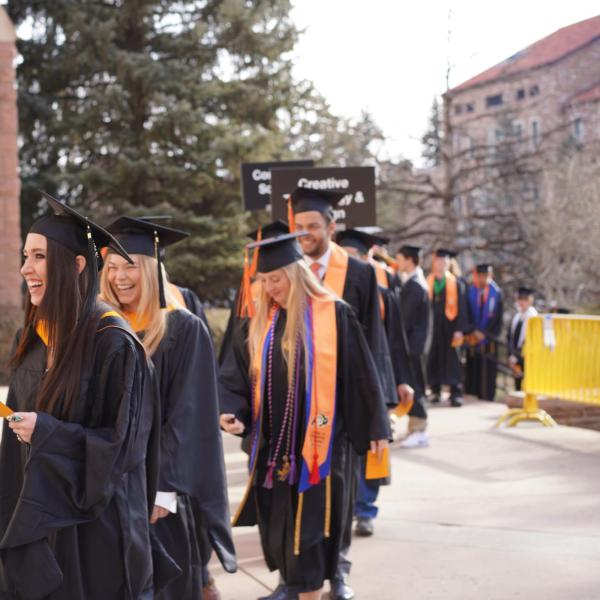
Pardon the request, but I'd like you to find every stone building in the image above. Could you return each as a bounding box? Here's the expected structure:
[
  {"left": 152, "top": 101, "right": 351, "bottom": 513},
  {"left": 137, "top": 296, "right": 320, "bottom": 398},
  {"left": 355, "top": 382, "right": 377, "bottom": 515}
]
[{"left": 0, "top": 7, "right": 21, "bottom": 381}]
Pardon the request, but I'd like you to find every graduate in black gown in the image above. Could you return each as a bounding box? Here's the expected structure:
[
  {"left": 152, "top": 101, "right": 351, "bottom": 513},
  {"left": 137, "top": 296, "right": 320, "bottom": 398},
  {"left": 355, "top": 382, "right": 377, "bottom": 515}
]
[
  {"left": 100, "top": 217, "right": 236, "bottom": 600},
  {"left": 395, "top": 245, "right": 432, "bottom": 448},
  {"left": 290, "top": 189, "right": 396, "bottom": 600},
  {"left": 219, "top": 233, "right": 390, "bottom": 600},
  {"left": 426, "top": 249, "right": 468, "bottom": 407},
  {"left": 507, "top": 287, "right": 538, "bottom": 391},
  {"left": 336, "top": 228, "right": 413, "bottom": 537},
  {"left": 464, "top": 264, "right": 504, "bottom": 401},
  {"left": 0, "top": 193, "right": 158, "bottom": 600}
]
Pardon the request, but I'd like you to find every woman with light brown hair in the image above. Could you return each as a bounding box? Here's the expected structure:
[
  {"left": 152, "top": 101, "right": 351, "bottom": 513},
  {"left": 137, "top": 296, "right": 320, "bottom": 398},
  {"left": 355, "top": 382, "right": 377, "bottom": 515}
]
[
  {"left": 219, "top": 232, "right": 390, "bottom": 600},
  {"left": 100, "top": 217, "right": 236, "bottom": 600}
]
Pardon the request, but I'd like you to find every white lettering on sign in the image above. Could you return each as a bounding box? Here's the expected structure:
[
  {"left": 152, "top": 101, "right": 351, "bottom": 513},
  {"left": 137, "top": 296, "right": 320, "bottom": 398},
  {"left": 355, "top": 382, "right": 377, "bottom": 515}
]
[
  {"left": 333, "top": 208, "right": 346, "bottom": 221},
  {"left": 258, "top": 182, "right": 271, "bottom": 196},
  {"left": 252, "top": 169, "right": 271, "bottom": 182},
  {"left": 354, "top": 190, "right": 365, "bottom": 204},
  {"left": 296, "top": 177, "right": 350, "bottom": 190}
]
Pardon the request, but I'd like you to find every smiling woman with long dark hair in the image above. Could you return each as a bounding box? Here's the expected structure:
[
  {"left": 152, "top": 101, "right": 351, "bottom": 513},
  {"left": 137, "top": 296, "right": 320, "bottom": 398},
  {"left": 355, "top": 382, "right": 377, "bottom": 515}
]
[{"left": 0, "top": 193, "right": 159, "bottom": 600}]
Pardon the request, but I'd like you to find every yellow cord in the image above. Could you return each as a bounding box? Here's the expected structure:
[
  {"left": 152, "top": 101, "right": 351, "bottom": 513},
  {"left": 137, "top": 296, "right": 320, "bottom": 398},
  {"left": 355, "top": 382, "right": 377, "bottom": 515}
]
[
  {"left": 324, "top": 475, "right": 331, "bottom": 538},
  {"left": 294, "top": 493, "right": 304, "bottom": 556}
]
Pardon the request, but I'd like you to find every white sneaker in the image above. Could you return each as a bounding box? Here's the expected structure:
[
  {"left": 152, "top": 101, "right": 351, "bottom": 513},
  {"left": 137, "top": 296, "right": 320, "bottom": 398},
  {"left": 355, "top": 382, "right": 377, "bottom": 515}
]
[{"left": 399, "top": 431, "right": 429, "bottom": 449}]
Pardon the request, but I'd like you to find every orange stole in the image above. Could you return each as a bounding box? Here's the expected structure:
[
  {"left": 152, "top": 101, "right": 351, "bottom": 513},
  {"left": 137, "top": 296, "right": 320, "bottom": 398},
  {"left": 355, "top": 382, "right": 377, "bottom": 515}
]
[
  {"left": 322, "top": 242, "right": 349, "bottom": 298},
  {"left": 427, "top": 271, "right": 458, "bottom": 321},
  {"left": 370, "top": 258, "right": 389, "bottom": 320}
]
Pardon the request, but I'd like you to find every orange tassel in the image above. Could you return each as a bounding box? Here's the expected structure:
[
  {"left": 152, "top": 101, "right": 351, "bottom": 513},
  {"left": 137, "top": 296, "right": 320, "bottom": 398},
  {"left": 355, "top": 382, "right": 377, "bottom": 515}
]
[
  {"left": 309, "top": 453, "right": 320, "bottom": 485},
  {"left": 237, "top": 248, "right": 256, "bottom": 318},
  {"left": 249, "top": 227, "right": 261, "bottom": 278},
  {"left": 287, "top": 196, "right": 296, "bottom": 233}
]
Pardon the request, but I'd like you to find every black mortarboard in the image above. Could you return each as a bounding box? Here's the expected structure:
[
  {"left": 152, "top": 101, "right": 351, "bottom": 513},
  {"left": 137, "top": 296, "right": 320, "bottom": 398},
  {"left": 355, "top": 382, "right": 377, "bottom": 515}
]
[
  {"left": 106, "top": 216, "right": 189, "bottom": 308},
  {"left": 398, "top": 244, "right": 422, "bottom": 260},
  {"left": 335, "top": 228, "right": 385, "bottom": 255},
  {"left": 247, "top": 220, "right": 290, "bottom": 242},
  {"left": 476, "top": 263, "right": 493, "bottom": 273},
  {"left": 286, "top": 187, "right": 346, "bottom": 231},
  {"left": 247, "top": 232, "right": 308, "bottom": 273},
  {"left": 29, "top": 191, "right": 132, "bottom": 268},
  {"left": 517, "top": 286, "right": 535, "bottom": 297},
  {"left": 434, "top": 248, "right": 455, "bottom": 258}
]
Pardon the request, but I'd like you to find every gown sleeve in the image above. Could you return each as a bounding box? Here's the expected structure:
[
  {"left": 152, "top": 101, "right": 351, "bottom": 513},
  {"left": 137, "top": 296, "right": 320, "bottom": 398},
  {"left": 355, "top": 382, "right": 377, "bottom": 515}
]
[
  {"left": 218, "top": 316, "right": 253, "bottom": 432},
  {"left": 337, "top": 303, "right": 392, "bottom": 454},
  {"left": 158, "top": 312, "right": 236, "bottom": 573}
]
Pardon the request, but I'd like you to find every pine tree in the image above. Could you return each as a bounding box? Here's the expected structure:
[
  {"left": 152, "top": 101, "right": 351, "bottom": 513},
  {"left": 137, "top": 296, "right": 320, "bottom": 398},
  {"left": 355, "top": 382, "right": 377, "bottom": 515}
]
[
  {"left": 421, "top": 97, "right": 442, "bottom": 167},
  {"left": 9, "top": 0, "right": 298, "bottom": 301}
]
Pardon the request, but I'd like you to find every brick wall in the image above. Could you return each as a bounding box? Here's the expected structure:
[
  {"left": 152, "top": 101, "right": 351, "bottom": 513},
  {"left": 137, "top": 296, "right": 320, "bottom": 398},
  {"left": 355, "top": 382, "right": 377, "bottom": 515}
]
[{"left": 0, "top": 9, "right": 22, "bottom": 382}]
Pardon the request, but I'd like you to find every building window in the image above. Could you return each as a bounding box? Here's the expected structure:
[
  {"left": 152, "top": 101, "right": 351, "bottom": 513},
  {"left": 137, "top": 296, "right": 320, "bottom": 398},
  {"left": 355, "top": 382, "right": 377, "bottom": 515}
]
[
  {"left": 531, "top": 118, "right": 541, "bottom": 147},
  {"left": 454, "top": 104, "right": 463, "bottom": 116},
  {"left": 486, "top": 94, "right": 503, "bottom": 108},
  {"left": 573, "top": 117, "right": 584, "bottom": 141},
  {"left": 513, "top": 121, "right": 523, "bottom": 137},
  {"left": 466, "top": 102, "right": 475, "bottom": 113},
  {"left": 530, "top": 84, "right": 540, "bottom": 97},
  {"left": 516, "top": 89, "right": 525, "bottom": 100}
]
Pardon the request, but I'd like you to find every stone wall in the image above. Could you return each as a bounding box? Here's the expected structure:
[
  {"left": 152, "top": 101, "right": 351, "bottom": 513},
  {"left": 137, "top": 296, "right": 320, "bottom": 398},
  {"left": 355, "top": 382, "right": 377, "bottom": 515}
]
[{"left": 0, "top": 9, "right": 22, "bottom": 383}]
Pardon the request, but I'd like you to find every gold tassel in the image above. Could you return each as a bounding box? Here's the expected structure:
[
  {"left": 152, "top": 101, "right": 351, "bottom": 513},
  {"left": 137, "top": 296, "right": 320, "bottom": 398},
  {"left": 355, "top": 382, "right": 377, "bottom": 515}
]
[
  {"left": 294, "top": 492, "right": 304, "bottom": 556},
  {"left": 324, "top": 474, "right": 331, "bottom": 538}
]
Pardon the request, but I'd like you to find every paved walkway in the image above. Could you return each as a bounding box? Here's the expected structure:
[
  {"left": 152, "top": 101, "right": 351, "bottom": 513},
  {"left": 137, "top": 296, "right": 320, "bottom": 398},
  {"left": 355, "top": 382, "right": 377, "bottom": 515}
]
[{"left": 3, "top": 388, "right": 600, "bottom": 599}]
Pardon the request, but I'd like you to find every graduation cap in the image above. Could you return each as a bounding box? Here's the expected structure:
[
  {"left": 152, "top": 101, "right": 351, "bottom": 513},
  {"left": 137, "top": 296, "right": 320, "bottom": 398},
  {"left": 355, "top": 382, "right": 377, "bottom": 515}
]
[
  {"left": 434, "top": 248, "right": 456, "bottom": 258},
  {"left": 475, "top": 263, "right": 493, "bottom": 273},
  {"left": 247, "top": 220, "right": 290, "bottom": 242},
  {"left": 335, "top": 228, "right": 386, "bottom": 255},
  {"left": 398, "top": 244, "right": 422, "bottom": 261},
  {"left": 517, "top": 286, "right": 535, "bottom": 298},
  {"left": 247, "top": 232, "right": 307, "bottom": 274},
  {"left": 287, "top": 187, "right": 346, "bottom": 232},
  {"left": 29, "top": 191, "right": 132, "bottom": 269},
  {"left": 106, "top": 216, "right": 189, "bottom": 309}
]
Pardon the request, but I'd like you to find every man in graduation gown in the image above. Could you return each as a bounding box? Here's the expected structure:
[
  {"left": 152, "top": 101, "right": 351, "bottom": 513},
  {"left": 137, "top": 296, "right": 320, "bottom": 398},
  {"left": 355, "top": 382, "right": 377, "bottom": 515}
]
[
  {"left": 396, "top": 245, "right": 432, "bottom": 448},
  {"left": 427, "top": 249, "right": 468, "bottom": 407},
  {"left": 336, "top": 228, "right": 413, "bottom": 537},
  {"left": 464, "top": 264, "right": 504, "bottom": 401},
  {"left": 507, "top": 287, "right": 538, "bottom": 391},
  {"left": 289, "top": 189, "right": 396, "bottom": 600}
]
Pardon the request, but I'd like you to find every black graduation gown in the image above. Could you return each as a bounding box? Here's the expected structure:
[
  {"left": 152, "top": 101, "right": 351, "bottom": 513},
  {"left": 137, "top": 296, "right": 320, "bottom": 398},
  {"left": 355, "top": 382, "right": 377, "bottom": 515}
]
[
  {"left": 464, "top": 285, "right": 504, "bottom": 401},
  {"left": 0, "top": 311, "right": 158, "bottom": 600},
  {"left": 427, "top": 279, "right": 468, "bottom": 388},
  {"left": 400, "top": 273, "right": 432, "bottom": 403},
  {"left": 177, "top": 286, "right": 210, "bottom": 331},
  {"left": 218, "top": 301, "right": 390, "bottom": 591},
  {"left": 147, "top": 310, "right": 236, "bottom": 598}
]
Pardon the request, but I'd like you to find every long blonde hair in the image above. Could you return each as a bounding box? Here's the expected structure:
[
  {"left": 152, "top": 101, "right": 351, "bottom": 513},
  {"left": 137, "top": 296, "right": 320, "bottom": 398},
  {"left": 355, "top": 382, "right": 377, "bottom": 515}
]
[
  {"left": 100, "top": 253, "right": 185, "bottom": 356},
  {"left": 248, "top": 260, "right": 337, "bottom": 384}
]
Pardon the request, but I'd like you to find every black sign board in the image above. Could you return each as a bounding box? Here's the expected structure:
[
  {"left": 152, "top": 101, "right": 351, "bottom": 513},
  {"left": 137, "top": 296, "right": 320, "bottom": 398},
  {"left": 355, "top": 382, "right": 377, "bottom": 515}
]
[
  {"left": 241, "top": 160, "right": 314, "bottom": 211},
  {"left": 270, "top": 166, "right": 376, "bottom": 229}
]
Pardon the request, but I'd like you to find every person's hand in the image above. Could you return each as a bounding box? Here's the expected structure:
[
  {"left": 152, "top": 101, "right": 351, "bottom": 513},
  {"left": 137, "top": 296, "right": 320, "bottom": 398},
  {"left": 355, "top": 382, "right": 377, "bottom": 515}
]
[
  {"left": 397, "top": 383, "right": 414, "bottom": 405},
  {"left": 370, "top": 439, "right": 389, "bottom": 461},
  {"left": 474, "top": 330, "right": 486, "bottom": 342},
  {"left": 7, "top": 412, "right": 37, "bottom": 444},
  {"left": 150, "top": 505, "right": 169, "bottom": 524},
  {"left": 508, "top": 355, "right": 518, "bottom": 367},
  {"left": 220, "top": 413, "right": 245, "bottom": 435}
]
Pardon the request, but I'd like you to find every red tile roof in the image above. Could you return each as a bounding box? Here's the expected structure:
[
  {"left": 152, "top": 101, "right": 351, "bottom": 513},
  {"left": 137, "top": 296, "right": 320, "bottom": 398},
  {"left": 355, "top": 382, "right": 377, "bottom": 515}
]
[
  {"left": 450, "top": 14, "right": 600, "bottom": 93},
  {"left": 567, "top": 80, "right": 600, "bottom": 105}
]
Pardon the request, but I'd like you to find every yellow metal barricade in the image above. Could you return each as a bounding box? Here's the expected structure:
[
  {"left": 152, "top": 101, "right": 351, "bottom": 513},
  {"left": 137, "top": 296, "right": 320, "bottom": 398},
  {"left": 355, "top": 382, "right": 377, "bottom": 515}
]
[{"left": 496, "top": 314, "right": 600, "bottom": 427}]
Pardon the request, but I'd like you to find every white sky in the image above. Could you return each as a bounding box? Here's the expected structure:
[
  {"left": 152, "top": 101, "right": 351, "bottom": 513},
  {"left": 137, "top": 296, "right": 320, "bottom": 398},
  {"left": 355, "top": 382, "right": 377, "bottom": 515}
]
[{"left": 290, "top": 0, "right": 600, "bottom": 162}]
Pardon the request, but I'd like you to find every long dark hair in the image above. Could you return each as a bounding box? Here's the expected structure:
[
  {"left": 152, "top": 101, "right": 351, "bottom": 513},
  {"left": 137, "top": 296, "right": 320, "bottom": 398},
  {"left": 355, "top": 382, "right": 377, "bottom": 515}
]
[{"left": 12, "top": 237, "right": 100, "bottom": 419}]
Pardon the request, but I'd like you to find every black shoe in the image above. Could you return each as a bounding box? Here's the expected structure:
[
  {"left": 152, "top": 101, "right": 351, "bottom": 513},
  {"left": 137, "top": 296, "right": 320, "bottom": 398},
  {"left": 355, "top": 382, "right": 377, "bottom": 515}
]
[
  {"left": 258, "top": 584, "right": 299, "bottom": 600},
  {"left": 450, "top": 396, "right": 464, "bottom": 407},
  {"left": 429, "top": 394, "right": 441, "bottom": 404},
  {"left": 329, "top": 579, "right": 355, "bottom": 600},
  {"left": 354, "top": 517, "right": 374, "bottom": 537}
]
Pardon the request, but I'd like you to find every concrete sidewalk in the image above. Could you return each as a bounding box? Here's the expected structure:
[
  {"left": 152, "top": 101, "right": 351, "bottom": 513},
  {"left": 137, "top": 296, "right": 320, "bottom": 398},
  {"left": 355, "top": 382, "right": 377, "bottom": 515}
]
[{"left": 213, "top": 398, "right": 600, "bottom": 600}]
